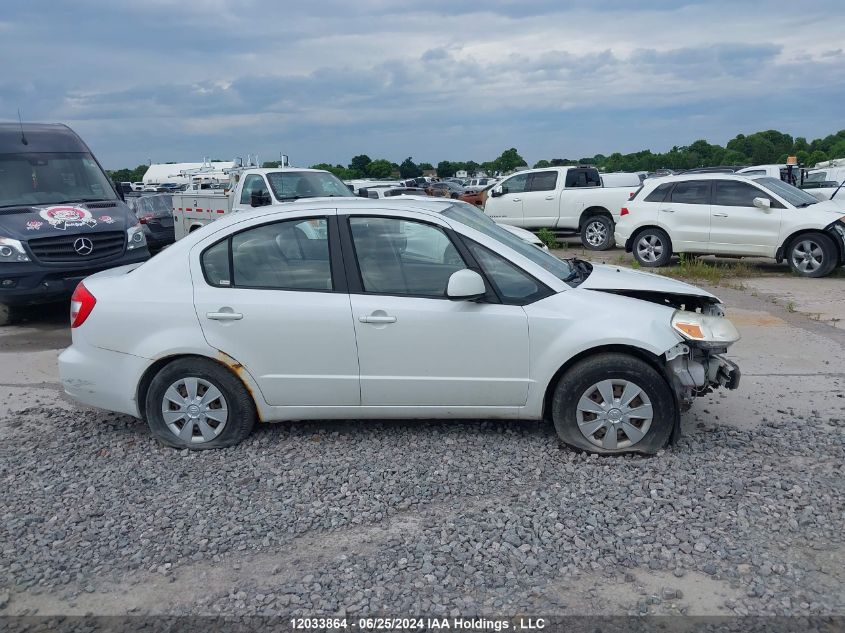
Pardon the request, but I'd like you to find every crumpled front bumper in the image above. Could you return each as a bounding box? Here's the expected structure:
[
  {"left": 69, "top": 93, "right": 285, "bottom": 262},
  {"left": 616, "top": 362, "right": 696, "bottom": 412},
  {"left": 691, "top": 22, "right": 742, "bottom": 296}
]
[{"left": 665, "top": 343, "right": 741, "bottom": 410}]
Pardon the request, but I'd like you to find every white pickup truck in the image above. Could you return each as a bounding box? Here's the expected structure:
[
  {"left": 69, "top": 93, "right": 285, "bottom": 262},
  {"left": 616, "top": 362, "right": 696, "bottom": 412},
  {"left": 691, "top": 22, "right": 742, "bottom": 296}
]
[
  {"left": 483, "top": 166, "right": 636, "bottom": 250},
  {"left": 172, "top": 168, "right": 354, "bottom": 239}
]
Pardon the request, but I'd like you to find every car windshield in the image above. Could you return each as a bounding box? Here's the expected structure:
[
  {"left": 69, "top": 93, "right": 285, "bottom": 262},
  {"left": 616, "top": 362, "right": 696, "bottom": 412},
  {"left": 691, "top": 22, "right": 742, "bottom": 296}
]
[
  {"left": 0, "top": 152, "right": 117, "bottom": 208},
  {"left": 440, "top": 202, "right": 575, "bottom": 283},
  {"left": 266, "top": 171, "right": 355, "bottom": 200},
  {"left": 755, "top": 177, "right": 819, "bottom": 207},
  {"left": 129, "top": 194, "right": 173, "bottom": 218}
]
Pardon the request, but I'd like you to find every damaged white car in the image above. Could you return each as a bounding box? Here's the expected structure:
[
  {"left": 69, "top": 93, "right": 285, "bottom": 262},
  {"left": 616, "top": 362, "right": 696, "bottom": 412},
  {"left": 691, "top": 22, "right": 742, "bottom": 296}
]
[{"left": 59, "top": 199, "right": 740, "bottom": 454}]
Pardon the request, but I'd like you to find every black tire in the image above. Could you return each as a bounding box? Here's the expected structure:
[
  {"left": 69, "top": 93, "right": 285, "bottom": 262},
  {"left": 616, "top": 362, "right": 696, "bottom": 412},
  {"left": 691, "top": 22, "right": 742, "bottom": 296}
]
[
  {"left": 0, "top": 304, "right": 16, "bottom": 326},
  {"left": 632, "top": 227, "right": 673, "bottom": 267},
  {"left": 786, "top": 232, "right": 838, "bottom": 278},
  {"left": 580, "top": 215, "right": 615, "bottom": 251},
  {"left": 551, "top": 353, "right": 675, "bottom": 455},
  {"left": 145, "top": 357, "right": 256, "bottom": 450}
]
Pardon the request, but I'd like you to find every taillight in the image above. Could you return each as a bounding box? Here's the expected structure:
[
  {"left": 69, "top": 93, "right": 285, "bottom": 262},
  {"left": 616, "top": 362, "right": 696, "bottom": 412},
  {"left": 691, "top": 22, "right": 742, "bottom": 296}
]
[
  {"left": 70, "top": 282, "right": 97, "bottom": 328},
  {"left": 138, "top": 213, "right": 154, "bottom": 224},
  {"left": 620, "top": 207, "right": 630, "bottom": 216}
]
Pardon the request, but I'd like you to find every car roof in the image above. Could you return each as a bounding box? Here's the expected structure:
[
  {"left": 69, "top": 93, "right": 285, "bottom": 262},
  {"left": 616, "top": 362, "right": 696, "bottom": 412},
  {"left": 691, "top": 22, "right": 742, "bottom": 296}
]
[
  {"left": 242, "top": 167, "right": 331, "bottom": 175},
  {"left": 0, "top": 122, "right": 89, "bottom": 153},
  {"left": 644, "top": 173, "right": 768, "bottom": 184}
]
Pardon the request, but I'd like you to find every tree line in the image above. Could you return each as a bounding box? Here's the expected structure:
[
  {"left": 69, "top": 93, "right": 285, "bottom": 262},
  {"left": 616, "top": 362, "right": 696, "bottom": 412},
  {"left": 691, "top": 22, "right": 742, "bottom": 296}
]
[{"left": 107, "top": 129, "right": 845, "bottom": 182}]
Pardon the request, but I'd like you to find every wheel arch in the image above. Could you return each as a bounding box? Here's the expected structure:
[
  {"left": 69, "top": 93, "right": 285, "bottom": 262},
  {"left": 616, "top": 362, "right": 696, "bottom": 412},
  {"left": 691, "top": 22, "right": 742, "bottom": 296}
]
[
  {"left": 540, "top": 344, "right": 681, "bottom": 437},
  {"left": 776, "top": 227, "right": 844, "bottom": 264},
  {"left": 578, "top": 206, "right": 613, "bottom": 229},
  {"left": 136, "top": 353, "right": 264, "bottom": 422}
]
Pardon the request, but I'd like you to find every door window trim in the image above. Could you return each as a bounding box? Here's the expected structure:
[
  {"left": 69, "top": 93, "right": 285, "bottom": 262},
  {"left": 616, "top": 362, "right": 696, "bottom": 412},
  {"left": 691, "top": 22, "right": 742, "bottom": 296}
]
[{"left": 198, "top": 215, "right": 346, "bottom": 293}]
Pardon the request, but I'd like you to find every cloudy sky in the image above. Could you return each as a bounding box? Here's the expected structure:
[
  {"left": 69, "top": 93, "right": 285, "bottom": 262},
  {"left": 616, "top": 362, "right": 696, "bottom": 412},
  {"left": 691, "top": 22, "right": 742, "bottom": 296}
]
[{"left": 1, "top": 0, "right": 843, "bottom": 168}]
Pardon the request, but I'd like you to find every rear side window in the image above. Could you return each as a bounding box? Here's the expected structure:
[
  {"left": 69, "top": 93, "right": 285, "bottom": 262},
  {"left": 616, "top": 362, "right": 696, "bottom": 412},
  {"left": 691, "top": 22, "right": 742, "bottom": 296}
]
[
  {"left": 528, "top": 171, "right": 558, "bottom": 192},
  {"left": 644, "top": 182, "right": 672, "bottom": 202},
  {"left": 565, "top": 169, "right": 601, "bottom": 188},
  {"left": 202, "top": 217, "right": 332, "bottom": 290},
  {"left": 670, "top": 180, "right": 711, "bottom": 204}
]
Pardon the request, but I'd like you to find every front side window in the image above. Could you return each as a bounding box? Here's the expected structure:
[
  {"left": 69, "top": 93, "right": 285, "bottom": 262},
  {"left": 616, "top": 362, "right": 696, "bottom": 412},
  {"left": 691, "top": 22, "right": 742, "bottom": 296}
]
[
  {"left": 528, "top": 171, "right": 558, "bottom": 192},
  {"left": 266, "top": 171, "right": 354, "bottom": 200},
  {"left": 467, "top": 241, "right": 544, "bottom": 303},
  {"left": 350, "top": 217, "right": 466, "bottom": 296},
  {"left": 713, "top": 180, "right": 768, "bottom": 207},
  {"left": 670, "top": 180, "right": 710, "bottom": 204},
  {"left": 202, "top": 218, "right": 332, "bottom": 290},
  {"left": 756, "top": 177, "right": 819, "bottom": 208},
  {"left": 0, "top": 152, "right": 117, "bottom": 208},
  {"left": 501, "top": 173, "right": 529, "bottom": 195},
  {"left": 239, "top": 174, "right": 270, "bottom": 205}
]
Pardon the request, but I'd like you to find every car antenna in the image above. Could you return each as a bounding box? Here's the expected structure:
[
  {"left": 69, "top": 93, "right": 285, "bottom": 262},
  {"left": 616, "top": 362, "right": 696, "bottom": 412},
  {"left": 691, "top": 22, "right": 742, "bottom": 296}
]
[{"left": 17, "top": 108, "right": 28, "bottom": 145}]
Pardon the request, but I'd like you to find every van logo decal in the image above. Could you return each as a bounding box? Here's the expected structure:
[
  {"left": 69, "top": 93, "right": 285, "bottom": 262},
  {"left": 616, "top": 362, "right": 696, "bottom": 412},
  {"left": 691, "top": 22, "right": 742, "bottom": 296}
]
[
  {"left": 73, "top": 237, "right": 94, "bottom": 256},
  {"left": 98, "top": 215, "right": 115, "bottom": 224},
  {"left": 39, "top": 206, "right": 98, "bottom": 231},
  {"left": 25, "top": 220, "right": 44, "bottom": 230}
]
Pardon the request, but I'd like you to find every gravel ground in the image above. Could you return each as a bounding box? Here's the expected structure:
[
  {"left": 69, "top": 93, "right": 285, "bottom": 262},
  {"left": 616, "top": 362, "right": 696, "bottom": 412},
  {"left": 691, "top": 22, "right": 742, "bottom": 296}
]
[{"left": 1, "top": 397, "right": 843, "bottom": 617}]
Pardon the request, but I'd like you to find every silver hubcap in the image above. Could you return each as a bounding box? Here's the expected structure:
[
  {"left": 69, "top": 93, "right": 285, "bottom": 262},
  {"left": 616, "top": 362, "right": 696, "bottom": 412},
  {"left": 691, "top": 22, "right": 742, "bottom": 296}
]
[
  {"left": 586, "top": 221, "right": 608, "bottom": 246},
  {"left": 791, "top": 240, "right": 824, "bottom": 273},
  {"left": 636, "top": 234, "right": 663, "bottom": 263},
  {"left": 576, "top": 379, "right": 653, "bottom": 450},
  {"left": 161, "top": 377, "right": 228, "bottom": 444}
]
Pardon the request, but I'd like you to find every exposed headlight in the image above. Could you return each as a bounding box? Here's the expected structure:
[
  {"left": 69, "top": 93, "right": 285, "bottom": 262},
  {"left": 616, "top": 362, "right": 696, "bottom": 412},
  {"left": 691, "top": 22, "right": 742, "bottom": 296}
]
[
  {"left": 671, "top": 310, "right": 740, "bottom": 347},
  {"left": 0, "top": 237, "right": 31, "bottom": 262},
  {"left": 126, "top": 225, "right": 147, "bottom": 250}
]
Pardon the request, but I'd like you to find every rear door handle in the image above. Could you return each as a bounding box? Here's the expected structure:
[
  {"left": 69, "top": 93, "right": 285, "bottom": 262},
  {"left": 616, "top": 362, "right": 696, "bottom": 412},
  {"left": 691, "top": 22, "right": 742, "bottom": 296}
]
[
  {"left": 512, "top": 198, "right": 521, "bottom": 202},
  {"left": 661, "top": 208, "right": 675, "bottom": 213},
  {"left": 713, "top": 213, "right": 728, "bottom": 217},
  {"left": 544, "top": 196, "right": 554, "bottom": 200},
  {"left": 206, "top": 311, "right": 243, "bottom": 321},
  {"left": 359, "top": 315, "right": 397, "bottom": 324}
]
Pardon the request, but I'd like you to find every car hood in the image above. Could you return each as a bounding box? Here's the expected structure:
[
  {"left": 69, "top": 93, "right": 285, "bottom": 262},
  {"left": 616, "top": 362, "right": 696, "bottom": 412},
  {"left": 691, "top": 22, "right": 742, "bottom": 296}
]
[
  {"left": 580, "top": 263, "right": 718, "bottom": 300},
  {"left": 498, "top": 223, "right": 544, "bottom": 246},
  {"left": 806, "top": 199, "right": 845, "bottom": 215},
  {"left": 0, "top": 202, "right": 136, "bottom": 240}
]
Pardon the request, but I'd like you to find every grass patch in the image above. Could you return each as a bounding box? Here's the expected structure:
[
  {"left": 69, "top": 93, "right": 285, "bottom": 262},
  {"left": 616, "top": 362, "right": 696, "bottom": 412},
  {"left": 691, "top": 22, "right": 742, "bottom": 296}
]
[
  {"left": 657, "top": 254, "right": 758, "bottom": 286},
  {"left": 536, "top": 228, "right": 560, "bottom": 250}
]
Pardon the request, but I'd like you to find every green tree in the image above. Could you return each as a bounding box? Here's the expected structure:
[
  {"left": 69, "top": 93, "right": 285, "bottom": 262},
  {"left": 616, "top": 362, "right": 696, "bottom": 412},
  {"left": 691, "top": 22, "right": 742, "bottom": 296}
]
[
  {"left": 349, "top": 154, "right": 372, "bottom": 175},
  {"left": 399, "top": 157, "right": 422, "bottom": 178},
  {"left": 808, "top": 150, "right": 828, "bottom": 165},
  {"left": 366, "top": 159, "right": 394, "bottom": 179},
  {"left": 533, "top": 159, "right": 551, "bottom": 169},
  {"left": 465, "top": 160, "right": 480, "bottom": 175},
  {"left": 437, "top": 160, "right": 456, "bottom": 178},
  {"left": 493, "top": 148, "right": 526, "bottom": 173},
  {"left": 418, "top": 162, "right": 434, "bottom": 172}
]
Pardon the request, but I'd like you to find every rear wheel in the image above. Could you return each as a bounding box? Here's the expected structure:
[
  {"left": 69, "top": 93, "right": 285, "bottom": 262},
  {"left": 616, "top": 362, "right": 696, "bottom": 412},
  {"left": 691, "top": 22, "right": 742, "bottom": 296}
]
[
  {"left": 632, "top": 227, "right": 673, "bottom": 267},
  {"left": 145, "top": 357, "right": 256, "bottom": 450},
  {"left": 787, "top": 233, "right": 838, "bottom": 278},
  {"left": 551, "top": 353, "right": 675, "bottom": 455},
  {"left": 581, "top": 215, "right": 614, "bottom": 250}
]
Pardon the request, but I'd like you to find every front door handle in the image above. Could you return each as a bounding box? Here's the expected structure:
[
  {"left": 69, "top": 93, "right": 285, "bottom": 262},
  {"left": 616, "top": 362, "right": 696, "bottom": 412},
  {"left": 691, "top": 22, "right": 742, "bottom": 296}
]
[
  {"left": 512, "top": 198, "right": 521, "bottom": 202},
  {"left": 713, "top": 213, "right": 728, "bottom": 217},
  {"left": 661, "top": 208, "right": 675, "bottom": 213},
  {"left": 359, "top": 315, "right": 397, "bottom": 324},
  {"left": 544, "top": 195, "right": 554, "bottom": 200},
  {"left": 206, "top": 311, "right": 243, "bottom": 321}
]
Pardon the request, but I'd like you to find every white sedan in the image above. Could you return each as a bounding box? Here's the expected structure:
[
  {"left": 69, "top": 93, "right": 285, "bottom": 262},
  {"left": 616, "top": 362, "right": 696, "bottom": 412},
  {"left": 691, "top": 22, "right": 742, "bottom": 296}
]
[{"left": 59, "top": 199, "right": 741, "bottom": 454}]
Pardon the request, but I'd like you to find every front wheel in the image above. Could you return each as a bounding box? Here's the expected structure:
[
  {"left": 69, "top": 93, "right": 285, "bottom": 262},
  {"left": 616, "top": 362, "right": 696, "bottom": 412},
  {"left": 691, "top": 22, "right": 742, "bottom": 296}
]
[
  {"left": 145, "top": 357, "right": 256, "bottom": 450},
  {"left": 551, "top": 353, "right": 675, "bottom": 455},
  {"left": 787, "top": 233, "right": 838, "bottom": 278},
  {"left": 580, "top": 215, "right": 614, "bottom": 250}
]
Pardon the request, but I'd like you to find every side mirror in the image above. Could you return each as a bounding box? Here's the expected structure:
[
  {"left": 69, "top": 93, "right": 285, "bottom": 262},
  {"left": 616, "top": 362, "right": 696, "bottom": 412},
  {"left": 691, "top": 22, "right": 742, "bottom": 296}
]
[
  {"left": 250, "top": 190, "right": 271, "bottom": 207},
  {"left": 446, "top": 269, "right": 486, "bottom": 301},
  {"left": 752, "top": 197, "right": 771, "bottom": 210},
  {"left": 490, "top": 185, "right": 504, "bottom": 198}
]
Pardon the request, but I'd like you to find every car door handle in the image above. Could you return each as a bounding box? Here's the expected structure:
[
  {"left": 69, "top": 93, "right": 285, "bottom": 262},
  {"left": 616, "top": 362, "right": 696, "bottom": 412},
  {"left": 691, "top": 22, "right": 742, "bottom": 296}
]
[
  {"left": 512, "top": 198, "right": 521, "bottom": 202},
  {"left": 661, "top": 208, "right": 675, "bottom": 213},
  {"left": 359, "top": 315, "right": 397, "bottom": 324},
  {"left": 544, "top": 195, "right": 554, "bottom": 200},
  {"left": 206, "top": 311, "right": 243, "bottom": 321},
  {"left": 713, "top": 213, "right": 728, "bottom": 217}
]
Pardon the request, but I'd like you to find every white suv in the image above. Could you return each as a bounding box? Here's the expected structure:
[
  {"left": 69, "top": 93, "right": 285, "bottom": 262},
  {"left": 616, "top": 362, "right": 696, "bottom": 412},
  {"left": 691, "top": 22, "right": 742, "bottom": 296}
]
[{"left": 615, "top": 174, "right": 845, "bottom": 277}]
